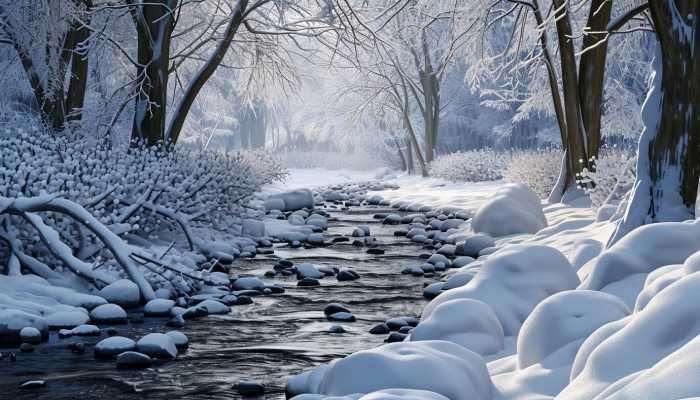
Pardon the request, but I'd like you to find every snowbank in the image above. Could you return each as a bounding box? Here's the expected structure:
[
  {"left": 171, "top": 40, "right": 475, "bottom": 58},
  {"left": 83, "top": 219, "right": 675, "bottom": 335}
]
[
  {"left": 423, "top": 245, "right": 578, "bottom": 336},
  {"left": 471, "top": 184, "right": 547, "bottom": 237},
  {"left": 289, "top": 341, "right": 492, "bottom": 400},
  {"left": 409, "top": 298, "right": 504, "bottom": 356}
]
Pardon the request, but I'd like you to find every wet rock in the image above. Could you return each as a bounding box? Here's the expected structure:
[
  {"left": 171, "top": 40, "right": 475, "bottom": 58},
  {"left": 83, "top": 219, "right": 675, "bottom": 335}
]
[
  {"left": 166, "top": 314, "right": 186, "bottom": 328},
  {"left": 386, "top": 318, "right": 409, "bottom": 331},
  {"left": 383, "top": 214, "right": 402, "bottom": 225},
  {"left": 232, "top": 276, "right": 266, "bottom": 291},
  {"left": 423, "top": 282, "right": 444, "bottom": 300},
  {"left": 328, "top": 325, "right": 346, "bottom": 334},
  {"left": 106, "top": 328, "right": 119, "bottom": 336},
  {"left": 233, "top": 295, "right": 253, "bottom": 305},
  {"left": 393, "top": 228, "right": 408, "bottom": 237},
  {"left": 386, "top": 332, "right": 408, "bottom": 343},
  {"left": 427, "top": 254, "right": 450, "bottom": 267},
  {"left": 117, "top": 351, "right": 152, "bottom": 369},
  {"left": 306, "top": 233, "right": 325, "bottom": 246},
  {"left": 332, "top": 237, "right": 350, "bottom": 243},
  {"left": 337, "top": 269, "right": 360, "bottom": 281},
  {"left": 452, "top": 256, "right": 475, "bottom": 268},
  {"left": 19, "top": 343, "right": 34, "bottom": 353},
  {"left": 324, "top": 303, "right": 350, "bottom": 316},
  {"left": 351, "top": 227, "right": 365, "bottom": 237},
  {"left": 19, "top": 327, "right": 42, "bottom": 345},
  {"left": 296, "top": 263, "right": 324, "bottom": 280},
  {"left": 327, "top": 312, "right": 356, "bottom": 322},
  {"left": 144, "top": 299, "right": 176, "bottom": 317},
  {"left": 398, "top": 326, "right": 413, "bottom": 334},
  {"left": 265, "top": 285, "right": 285, "bottom": 294},
  {"left": 298, "top": 278, "right": 320, "bottom": 287},
  {"left": 366, "top": 248, "right": 385, "bottom": 255},
  {"left": 235, "top": 381, "right": 266, "bottom": 397},
  {"left": 369, "top": 323, "right": 390, "bottom": 335},
  {"left": 69, "top": 342, "right": 86, "bottom": 354}
]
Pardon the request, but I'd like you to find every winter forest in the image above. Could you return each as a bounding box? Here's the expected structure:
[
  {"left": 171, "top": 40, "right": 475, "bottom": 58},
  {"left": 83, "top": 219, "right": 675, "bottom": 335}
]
[{"left": 2, "top": 0, "right": 700, "bottom": 399}]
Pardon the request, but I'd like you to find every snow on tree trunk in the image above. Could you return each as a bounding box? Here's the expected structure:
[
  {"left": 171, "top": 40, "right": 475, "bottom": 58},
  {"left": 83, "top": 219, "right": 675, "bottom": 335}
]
[{"left": 610, "top": 3, "right": 700, "bottom": 244}]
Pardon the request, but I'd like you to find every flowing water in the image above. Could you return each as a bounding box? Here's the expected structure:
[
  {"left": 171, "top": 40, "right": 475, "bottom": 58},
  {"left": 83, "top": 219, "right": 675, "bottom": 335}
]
[{"left": 1, "top": 204, "right": 437, "bottom": 400}]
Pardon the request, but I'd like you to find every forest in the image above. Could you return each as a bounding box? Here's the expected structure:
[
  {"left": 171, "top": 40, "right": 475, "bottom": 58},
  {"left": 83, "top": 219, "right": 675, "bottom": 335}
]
[{"left": 1, "top": 1, "right": 700, "bottom": 400}]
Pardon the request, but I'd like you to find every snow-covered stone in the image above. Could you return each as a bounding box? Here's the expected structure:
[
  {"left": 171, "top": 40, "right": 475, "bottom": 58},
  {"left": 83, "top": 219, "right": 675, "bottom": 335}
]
[
  {"left": 136, "top": 333, "right": 178, "bottom": 359},
  {"left": 166, "top": 331, "right": 189, "bottom": 350},
  {"left": 423, "top": 244, "right": 578, "bottom": 336},
  {"left": 144, "top": 299, "right": 176, "bottom": 317},
  {"left": 471, "top": 183, "right": 546, "bottom": 237},
  {"left": 296, "top": 263, "right": 325, "bottom": 280},
  {"left": 19, "top": 326, "right": 42, "bottom": 344},
  {"left": 117, "top": 351, "right": 152, "bottom": 369},
  {"left": 268, "top": 189, "right": 314, "bottom": 211},
  {"left": 0, "top": 310, "right": 48, "bottom": 345},
  {"left": 90, "top": 304, "right": 128, "bottom": 324},
  {"left": 47, "top": 310, "right": 90, "bottom": 329},
  {"left": 242, "top": 218, "right": 266, "bottom": 237},
  {"left": 410, "top": 299, "right": 503, "bottom": 356},
  {"left": 232, "top": 276, "right": 266, "bottom": 291},
  {"left": 196, "top": 299, "right": 230, "bottom": 315},
  {"left": 98, "top": 279, "right": 141, "bottom": 308},
  {"left": 59, "top": 324, "right": 100, "bottom": 337},
  {"left": 94, "top": 336, "right": 136, "bottom": 359},
  {"left": 456, "top": 234, "right": 495, "bottom": 257}
]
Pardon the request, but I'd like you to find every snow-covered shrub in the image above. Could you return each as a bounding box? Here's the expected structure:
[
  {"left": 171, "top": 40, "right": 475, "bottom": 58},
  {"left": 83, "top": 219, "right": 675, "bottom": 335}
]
[
  {"left": 429, "top": 150, "right": 510, "bottom": 182},
  {"left": 502, "top": 149, "right": 562, "bottom": 198},
  {"left": 577, "top": 148, "right": 636, "bottom": 208},
  {"left": 239, "top": 149, "right": 289, "bottom": 184},
  {"left": 0, "top": 126, "right": 284, "bottom": 299}
]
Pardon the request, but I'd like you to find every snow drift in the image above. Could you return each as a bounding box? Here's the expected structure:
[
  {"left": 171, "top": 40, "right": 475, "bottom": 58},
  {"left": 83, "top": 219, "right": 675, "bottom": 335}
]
[{"left": 471, "top": 184, "right": 547, "bottom": 237}]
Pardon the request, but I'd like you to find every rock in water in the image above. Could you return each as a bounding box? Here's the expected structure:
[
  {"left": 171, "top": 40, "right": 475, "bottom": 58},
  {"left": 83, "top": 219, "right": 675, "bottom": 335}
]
[
  {"left": 19, "top": 343, "right": 34, "bottom": 353},
  {"left": 136, "top": 333, "right": 177, "bottom": 359},
  {"left": 144, "top": 299, "right": 176, "bottom": 317},
  {"left": 19, "top": 327, "right": 42, "bottom": 345},
  {"left": 267, "top": 189, "right": 314, "bottom": 211},
  {"left": 165, "top": 331, "right": 189, "bottom": 350},
  {"left": 298, "top": 278, "right": 320, "bottom": 287},
  {"left": 328, "top": 325, "right": 346, "bottom": 334},
  {"left": 328, "top": 312, "right": 356, "bottom": 322},
  {"left": 324, "top": 303, "right": 351, "bottom": 316},
  {"left": 386, "top": 332, "right": 408, "bottom": 343},
  {"left": 235, "top": 381, "right": 266, "bottom": 396},
  {"left": 370, "top": 323, "right": 391, "bottom": 335},
  {"left": 117, "top": 351, "right": 152, "bottom": 369},
  {"left": 90, "top": 304, "right": 128, "bottom": 324},
  {"left": 95, "top": 336, "right": 136, "bottom": 359},
  {"left": 98, "top": 279, "right": 141, "bottom": 308},
  {"left": 337, "top": 269, "right": 360, "bottom": 281}
]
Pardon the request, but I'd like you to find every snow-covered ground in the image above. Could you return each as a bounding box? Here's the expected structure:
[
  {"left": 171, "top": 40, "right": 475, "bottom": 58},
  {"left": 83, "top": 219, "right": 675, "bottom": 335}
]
[{"left": 285, "top": 169, "right": 700, "bottom": 400}]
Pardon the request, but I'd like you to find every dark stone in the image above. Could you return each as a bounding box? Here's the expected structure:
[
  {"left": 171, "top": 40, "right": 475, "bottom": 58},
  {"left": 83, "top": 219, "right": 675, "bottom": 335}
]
[
  {"left": 398, "top": 326, "right": 413, "bottom": 334},
  {"left": 324, "top": 303, "right": 351, "bottom": 316},
  {"left": 19, "top": 343, "right": 33, "bottom": 353},
  {"left": 366, "top": 248, "right": 385, "bottom": 255},
  {"left": 386, "top": 318, "right": 409, "bottom": 331},
  {"left": 393, "top": 229, "right": 408, "bottom": 237},
  {"left": 264, "top": 270, "right": 276, "bottom": 278},
  {"left": 233, "top": 296, "right": 253, "bottom": 305},
  {"left": 183, "top": 306, "right": 208, "bottom": 320},
  {"left": 278, "top": 260, "right": 294, "bottom": 267},
  {"left": 331, "top": 237, "right": 350, "bottom": 243},
  {"left": 351, "top": 240, "right": 364, "bottom": 247},
  {"left": 235, "top": 381, "right": 266, "bottom": 397},
  {"left": 166, "top": 314, "right": 186, "bottom": 328},
  {"left": 264, "top": 285, "right": 285, "bottom": 294},
  {"left": 117, "top": 351, "right": 152, "bottom": 369},
  {"left": 386, "top": 332, "right": 408, "bottom": 343},
  {"left": 107, "top": 328, "right": 118, "bottom": 336},
  {"left": 337, "top": 269, "right": 360, "bottom": 281},
  {"left": 328, "top": 325, "right": 346, "bottom": 334},
  {"left": 70, "top": 342, "right": 86, "bottom": 354},
  {"left": 298, "top": 278, "right": 320, "bottom": 287},
  {"left": 369, "top": 323, "right": 390, "bottom": 335}
]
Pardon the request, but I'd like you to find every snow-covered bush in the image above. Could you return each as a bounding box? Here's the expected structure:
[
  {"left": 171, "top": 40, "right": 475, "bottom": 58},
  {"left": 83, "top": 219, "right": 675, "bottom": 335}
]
[
  {"left": 429, "top": 150, "right": 510, "bottom": 182},
  {"left": 502, "top": 149, "right": 562, "bottom": 198},
  {"left": 239, "top": 149, "right": 289, "bottom": 184},
  {"left": 0, "top": 126, "right": 285, "bottom": 299},
  {"left": 577, "top": 148, "right": 636, "bottom": 208}
]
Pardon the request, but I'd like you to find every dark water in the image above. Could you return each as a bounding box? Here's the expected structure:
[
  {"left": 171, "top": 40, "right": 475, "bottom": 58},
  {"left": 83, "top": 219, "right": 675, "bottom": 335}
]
[{"left": 1, "top": 205, "right": 435, "bottom": 400}]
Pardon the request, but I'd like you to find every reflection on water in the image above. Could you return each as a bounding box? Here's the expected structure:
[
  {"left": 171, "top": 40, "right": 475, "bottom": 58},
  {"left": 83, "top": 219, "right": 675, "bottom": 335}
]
[{"left": 1, "top": 206, "right": 434, "bottom": 399}]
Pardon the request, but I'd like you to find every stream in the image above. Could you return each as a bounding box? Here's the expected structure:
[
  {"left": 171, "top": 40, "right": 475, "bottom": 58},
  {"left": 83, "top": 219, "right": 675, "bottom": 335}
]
[{"left": 1, "top": 202, "right": 436, "bottom": 400}]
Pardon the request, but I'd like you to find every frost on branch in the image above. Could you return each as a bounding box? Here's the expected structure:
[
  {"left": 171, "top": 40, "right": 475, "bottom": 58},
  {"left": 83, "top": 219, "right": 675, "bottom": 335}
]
[{"left": 0, "top": 127, "right": 284, "bottom": 301}]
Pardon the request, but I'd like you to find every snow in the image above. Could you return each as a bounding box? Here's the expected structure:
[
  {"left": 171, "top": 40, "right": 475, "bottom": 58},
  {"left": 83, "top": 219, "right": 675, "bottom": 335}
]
[
  {"left": 136, "top": 332, "right": 178, "bottom": 359},
  {"left": 471, "top": 184, "right": 547, "bottom": 237},
  {"left": 423, "top": 245, "right": 579, "bottom": 336},
  {"left": 409, "top": 298, "right": 504, "bottom": 356},
  {"left": 98, "top": 279, "right": 141, "bottom": 308},
  {"left": 90, "top": 303, "right": 128, "bottom": 324},
  {"left": 95, "top": 336, "right": 136, "bottom": 358},
  {"left": 290, "top": 340, "right": 492, "bottom": 400},
  {"left": 47, "top": 310, "right": 91, "bottom": 329}
]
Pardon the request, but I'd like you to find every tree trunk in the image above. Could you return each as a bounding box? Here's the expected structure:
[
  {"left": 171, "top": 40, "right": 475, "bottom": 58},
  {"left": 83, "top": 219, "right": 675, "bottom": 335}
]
[
  {"left": 405, "top": 137, "right": 414, "bottom": 174},
  {"left": 609, "top": 1, "right": 700, "bottom": 245},
  {"left": 65, "top": 10, "right": 91, "bottom": 122},
  {"left": 578, "top": 0, "right": 612, "bottom": 161},
  {"left": 130, "top": 0, "right": 177, "bottom": 146},
  {"left": 167, "top": 0, "right": 248, "bottom": 145}
]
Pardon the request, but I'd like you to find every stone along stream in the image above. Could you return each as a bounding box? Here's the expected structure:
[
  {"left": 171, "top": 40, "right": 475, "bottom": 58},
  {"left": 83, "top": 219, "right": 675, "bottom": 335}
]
[{"left": 1, "top": 202, "right": 441, "bottom": 400}]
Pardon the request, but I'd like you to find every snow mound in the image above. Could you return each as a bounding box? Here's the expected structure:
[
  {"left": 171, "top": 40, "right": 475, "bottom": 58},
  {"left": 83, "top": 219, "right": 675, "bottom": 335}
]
[
  {"left": 517, "top": 290, "right": 629, "bottom": 369},
  {"left": 409, "top": 298, "right": 504, "bottom": 356},
  {"left": 471, "top": 184, "right": 546, "bottom": 237},
  {"left": 579, "top": 220, "right": 700, "bottom": 296},
  {"left": 359, "top": 389, "right": 449, "bottom": 400},
  {"left": 0, "top": 275, "right": 107, "bottom": 309},
  {"left": 559, "top": 272, "right": 700, "bottom": 400},
  {"left": 98, "top": 279, "right": 141, "bottom": 308},
  {"left": 423, "top": 244, "right": 578, "bottom": 336},
  {"left": 267, "top": 189, "right": 314, "bottom": 211},
  {"left": 291, "top": 340, "right": 492, "bottom": 400},
  {"left": 47, "top": 310, "right": 90, "bottom": 329}
]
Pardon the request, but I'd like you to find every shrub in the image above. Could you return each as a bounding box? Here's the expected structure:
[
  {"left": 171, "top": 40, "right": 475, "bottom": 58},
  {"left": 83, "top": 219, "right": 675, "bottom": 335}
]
[
  {"left": 578, "top": 148, "right": 636, "bottom": 208},
  {"left": 502, "top": 149, "right": 563, "bottom": 198},
  {"left": 429, "top": 150, "right": 511, "bottom": 182}
]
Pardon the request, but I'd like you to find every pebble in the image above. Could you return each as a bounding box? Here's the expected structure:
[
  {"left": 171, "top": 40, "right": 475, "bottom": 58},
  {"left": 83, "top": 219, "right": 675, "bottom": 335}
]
[
  {"left": 19, "top": 343, "right": 34, "bottom": 353},
  {"left": 386, "top": 332, "right": 408, "bottom": 343},
  {"left": 116, "top": 351, "right": 152, "bottom": 369},
  {"left": 298, "top": 278, "right": 320, "bottom": 287},
  {"left": 337, "top": 269, "right": 360, "bottom": 281},
  {"left": 324, "top": 303, "right": 350, "bottom": 316},
  {"left": 328, "top": 325, "right": 346, "bottom": 334},
  {"left": 386, "top": 318, "right": 409, "bottom": 331}
]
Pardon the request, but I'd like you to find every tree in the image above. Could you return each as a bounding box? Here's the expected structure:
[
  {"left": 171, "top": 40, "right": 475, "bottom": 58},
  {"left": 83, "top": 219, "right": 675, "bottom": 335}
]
[{"left": 610, "top": 1, "right": 700, "bottom": 244}]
